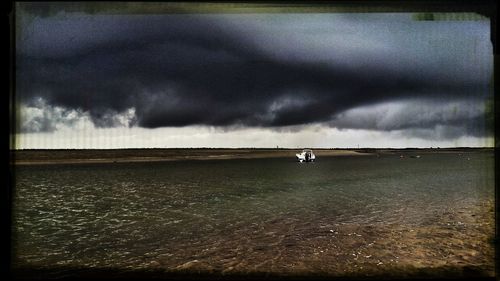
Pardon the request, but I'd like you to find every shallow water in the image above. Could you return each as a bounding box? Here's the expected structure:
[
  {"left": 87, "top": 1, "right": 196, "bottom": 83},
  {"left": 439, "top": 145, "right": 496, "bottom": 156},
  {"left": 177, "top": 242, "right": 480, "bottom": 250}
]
[{"left": 12, "top": 151, "right": 495, "bottom": 277}]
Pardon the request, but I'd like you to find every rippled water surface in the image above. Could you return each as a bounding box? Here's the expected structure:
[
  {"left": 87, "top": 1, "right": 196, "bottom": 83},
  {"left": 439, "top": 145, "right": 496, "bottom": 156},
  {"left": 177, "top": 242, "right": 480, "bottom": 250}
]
[{"left": 12, "top": 152, "right": 495, "bottom": 278}]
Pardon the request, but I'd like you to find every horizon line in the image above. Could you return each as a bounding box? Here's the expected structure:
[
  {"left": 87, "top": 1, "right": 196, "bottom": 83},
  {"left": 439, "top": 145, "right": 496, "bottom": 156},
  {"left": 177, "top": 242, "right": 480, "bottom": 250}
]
[{"left": 10, "top": 147, "right": 494, "bottom": 151}]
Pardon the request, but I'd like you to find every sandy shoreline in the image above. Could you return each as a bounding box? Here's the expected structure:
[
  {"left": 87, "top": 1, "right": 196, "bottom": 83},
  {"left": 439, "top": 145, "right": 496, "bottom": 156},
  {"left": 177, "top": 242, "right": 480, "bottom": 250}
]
[
  {"left": 12, "top": 149, "right": 367, "bottom": 165},
  {"left": 11, "top": 148, "right": 491, "bottom": 165}
]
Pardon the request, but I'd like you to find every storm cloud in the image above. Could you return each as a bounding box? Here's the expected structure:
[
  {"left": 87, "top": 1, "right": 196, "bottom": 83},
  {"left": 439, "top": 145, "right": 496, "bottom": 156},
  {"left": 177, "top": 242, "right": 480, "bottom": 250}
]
[{"left": 16, "top": 5, "right": 493, "bottom": 140}]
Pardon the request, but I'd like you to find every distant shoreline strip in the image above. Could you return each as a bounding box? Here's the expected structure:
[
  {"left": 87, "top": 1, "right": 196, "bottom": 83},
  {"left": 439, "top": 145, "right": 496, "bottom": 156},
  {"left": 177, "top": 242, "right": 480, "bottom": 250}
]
[{"left": 12, "top": 151, "right": 369, "bottom": 165}]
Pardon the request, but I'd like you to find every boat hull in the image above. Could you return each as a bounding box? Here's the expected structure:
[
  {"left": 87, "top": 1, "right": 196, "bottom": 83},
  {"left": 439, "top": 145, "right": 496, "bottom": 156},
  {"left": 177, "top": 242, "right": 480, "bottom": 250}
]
[{"left": 296, "top": 152, "right": 315, "bottom": 162}]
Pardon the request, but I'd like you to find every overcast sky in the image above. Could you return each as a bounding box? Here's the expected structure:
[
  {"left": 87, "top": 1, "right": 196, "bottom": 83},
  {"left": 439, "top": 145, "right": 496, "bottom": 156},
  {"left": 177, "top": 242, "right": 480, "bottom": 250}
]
[{"left": 14, "top": 4, "right": 494, "bottom": 149}]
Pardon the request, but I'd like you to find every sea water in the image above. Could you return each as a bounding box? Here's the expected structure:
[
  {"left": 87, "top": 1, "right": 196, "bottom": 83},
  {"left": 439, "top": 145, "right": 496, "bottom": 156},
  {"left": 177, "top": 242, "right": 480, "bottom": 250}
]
[{"left": 11, "top": 151, "right": 495, "bottom": 277}]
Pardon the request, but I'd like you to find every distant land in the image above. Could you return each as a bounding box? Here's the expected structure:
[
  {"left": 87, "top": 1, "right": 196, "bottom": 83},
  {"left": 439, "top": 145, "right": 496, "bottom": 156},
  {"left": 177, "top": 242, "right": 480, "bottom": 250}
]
[{"left": 11, "top": 147, "right": 493, "bottom": 165}]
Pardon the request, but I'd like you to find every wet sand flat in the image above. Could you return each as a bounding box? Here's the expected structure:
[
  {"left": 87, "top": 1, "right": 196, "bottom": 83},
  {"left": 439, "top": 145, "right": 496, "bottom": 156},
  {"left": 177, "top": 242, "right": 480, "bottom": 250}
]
[
  {"left": 12, "top": 149, "right": 369, "bottom": 165},
  {"left": 11, "top": 148, "right": 490, "bottom": 165}
]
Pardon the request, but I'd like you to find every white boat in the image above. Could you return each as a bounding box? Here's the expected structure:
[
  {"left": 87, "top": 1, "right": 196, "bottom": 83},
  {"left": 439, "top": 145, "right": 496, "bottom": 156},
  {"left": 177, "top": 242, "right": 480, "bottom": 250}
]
[{"left": 296, "top": 149, "right": 315, "bottom": 162}]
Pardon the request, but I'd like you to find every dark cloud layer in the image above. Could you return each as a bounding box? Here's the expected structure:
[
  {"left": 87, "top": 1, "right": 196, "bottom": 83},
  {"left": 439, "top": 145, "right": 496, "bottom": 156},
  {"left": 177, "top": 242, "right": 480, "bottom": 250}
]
[
  {"left": 329, "top": 98, "right": 492, "bottom": 138},
  {"left": 16, "top": 7, "right": 493, "bottom": 138}
]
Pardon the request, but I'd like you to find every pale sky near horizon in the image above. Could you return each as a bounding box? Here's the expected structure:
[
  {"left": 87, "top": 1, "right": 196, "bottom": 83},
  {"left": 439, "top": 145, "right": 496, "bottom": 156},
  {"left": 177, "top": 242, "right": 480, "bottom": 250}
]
[{"left": 14, "top": 4, "right": 494, "bottom": 149}]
